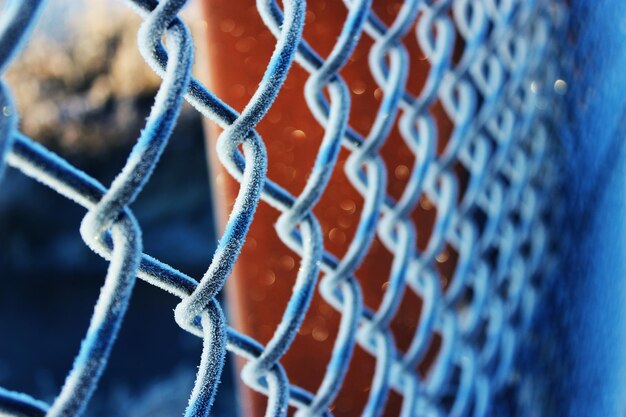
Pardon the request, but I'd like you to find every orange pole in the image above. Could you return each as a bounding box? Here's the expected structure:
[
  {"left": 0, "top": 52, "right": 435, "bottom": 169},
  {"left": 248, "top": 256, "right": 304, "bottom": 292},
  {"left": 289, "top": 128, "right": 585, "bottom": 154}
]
[{"left": 196, "top": 1, "right": 456, "bottom": 415}]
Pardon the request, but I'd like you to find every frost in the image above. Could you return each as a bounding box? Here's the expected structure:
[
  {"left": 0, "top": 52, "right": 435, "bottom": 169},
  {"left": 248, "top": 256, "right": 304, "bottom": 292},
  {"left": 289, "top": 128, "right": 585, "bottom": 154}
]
[{"left": 0, "top": 0, "right": 565, "bottom": 415}]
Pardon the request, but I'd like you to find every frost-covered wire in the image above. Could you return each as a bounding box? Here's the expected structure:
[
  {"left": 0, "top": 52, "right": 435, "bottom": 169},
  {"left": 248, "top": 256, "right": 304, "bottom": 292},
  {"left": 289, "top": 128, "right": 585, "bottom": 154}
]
[{"left": 0, "top": 0, "right": 566, "bottom": 416}]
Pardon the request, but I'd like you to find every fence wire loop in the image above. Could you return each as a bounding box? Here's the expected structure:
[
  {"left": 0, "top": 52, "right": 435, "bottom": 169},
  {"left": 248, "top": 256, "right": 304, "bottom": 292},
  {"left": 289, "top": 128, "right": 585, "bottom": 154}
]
[{"left": 0, "top": 0, "right": 565, "bottom": 416}]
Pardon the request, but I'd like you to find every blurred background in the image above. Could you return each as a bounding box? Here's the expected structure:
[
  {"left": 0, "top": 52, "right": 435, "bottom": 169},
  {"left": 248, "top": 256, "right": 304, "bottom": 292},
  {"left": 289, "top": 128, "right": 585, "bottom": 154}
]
[
  {"left": 0, "top": 1, "right": 236, "bottom": 416},
  {"left": 0, "top": 0, "right": 625, "bottom": 416},
  {"left": 540, "top": 1, "right": 626, "bottom": 416}
]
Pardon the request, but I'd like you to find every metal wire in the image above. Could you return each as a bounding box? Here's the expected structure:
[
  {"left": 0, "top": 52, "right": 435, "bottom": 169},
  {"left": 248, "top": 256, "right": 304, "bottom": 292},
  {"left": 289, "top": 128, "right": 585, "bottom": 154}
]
[{"left": 0, "top": 0, "right": 566, "bottom": 416}]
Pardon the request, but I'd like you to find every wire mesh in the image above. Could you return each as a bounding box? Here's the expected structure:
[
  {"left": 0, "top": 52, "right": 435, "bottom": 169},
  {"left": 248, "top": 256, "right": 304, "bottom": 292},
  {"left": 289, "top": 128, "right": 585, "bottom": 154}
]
[{"left": 0, "top": 0, "right": 566, "bottom": 416}]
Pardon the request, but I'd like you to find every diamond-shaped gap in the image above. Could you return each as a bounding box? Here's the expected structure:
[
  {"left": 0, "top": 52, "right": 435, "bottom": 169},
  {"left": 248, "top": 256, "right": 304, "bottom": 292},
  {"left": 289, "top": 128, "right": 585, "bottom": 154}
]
[
  {"left": 497, "top": 273, "right": 512, "bottom": 301},
  {"left": 389, "top": 289, "right": 424, "bottom": 354},
  {"left": 381, "top": 112, "right": 416, "bottom": 202},
  {"left": 509, "top": 207, "right": 523, "bottom": 230},
  {"left": 454, "top": 160, "right": 471, "bottom": 205},
  {"left": 529, "top": 269, "right": 543, "bottom": 290},
  {"left": 431, "top": 98, "right": 455, "bottom": 157},
  {"left": 281, "top": 289, "right": 343, "bottom": 399},
  {"left": 455, "top": 284, "right": 477, "bottom": 329},
  {"left": 255, "top": 63, "right": 324, "bottom": 198},
  {"left": 451, "top": 12, "right": 465, "bottom": 67},
  {"left": 482, "top": 119, "right": 500, "bottom": 155},
  {"left": 381, "top": 390, "right": 404, "bottom": 417},
  {"left": 418, "top": 332, "right": 442, "bottom": 379},
  {"left": 411, "top": 193, "right": 437, "bottom": 252},
  {"left": 353, "top": 236, "right": 394, "bottom": 312},
  {"left": 371, "top": 0, "right": 404, "bottom": 27},
  {"left": 300, "top": 0, "right": 347, "bottom": 59},
  {"left": 471, "top": 205, "right": 489, "bottom": 239},
  {"left": 520, "top": 233, "right": 533, "bottom": 255},
  {"left": 314, "top": 147, "right": 364, "bottom": 259},
  {"left": 330, "top": 343, "right": 379, "bottom": 416},
  {"left": 436, "top": 243, "right": 460, "bottom": 292},
  {"left": 484, "top": 244, "right": 500, "bottom": 272},
  {"left": 473, "top": 316, "right": 490, "bottom": 357},
  {"left": 496, "top": 167, "right": 513, "bottom": 190},
  {"left": 438, "top": 362, "right": 464, "bottom": 414},
  {"left": 341, "top": 30, "right": 386, "bottom": 140},
  {"left": 508, "top": 293, "right": 524, "bottom": 329}
]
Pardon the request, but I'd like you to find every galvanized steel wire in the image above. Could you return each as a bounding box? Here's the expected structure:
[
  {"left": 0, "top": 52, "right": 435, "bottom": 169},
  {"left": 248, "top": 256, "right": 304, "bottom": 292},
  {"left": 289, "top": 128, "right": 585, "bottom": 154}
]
[{"left": 0, "top": 0, "right": 566, "bottom": 416}]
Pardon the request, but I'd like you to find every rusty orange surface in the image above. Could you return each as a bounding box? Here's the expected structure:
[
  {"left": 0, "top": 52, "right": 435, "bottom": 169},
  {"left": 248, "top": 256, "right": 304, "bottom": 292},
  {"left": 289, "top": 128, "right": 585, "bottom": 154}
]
[{"left": 196, "top": 1, "right": 459, "bottom": 415}]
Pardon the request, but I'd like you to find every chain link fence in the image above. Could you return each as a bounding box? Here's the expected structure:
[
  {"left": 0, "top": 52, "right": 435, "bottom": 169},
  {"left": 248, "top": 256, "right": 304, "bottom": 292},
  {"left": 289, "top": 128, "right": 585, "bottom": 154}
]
[{"left": 0, "top": 0, "right": 566, "bottom": 415}]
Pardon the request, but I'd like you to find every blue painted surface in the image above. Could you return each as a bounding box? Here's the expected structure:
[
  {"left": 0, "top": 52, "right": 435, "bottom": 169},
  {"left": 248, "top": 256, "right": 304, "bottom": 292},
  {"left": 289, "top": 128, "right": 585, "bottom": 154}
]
[{"left": 557, "top": 1, "right": 626, "bottom": 415}]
